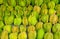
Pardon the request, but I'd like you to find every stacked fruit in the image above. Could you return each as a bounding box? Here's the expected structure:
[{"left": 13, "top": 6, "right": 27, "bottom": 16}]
[{"left": 0, "top": 0, "right": 60, "bottom": 39}]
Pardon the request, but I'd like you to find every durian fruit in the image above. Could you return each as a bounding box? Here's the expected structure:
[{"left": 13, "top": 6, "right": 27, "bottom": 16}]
[
  {"left": 50, "top": 14, "right": 58, "bottom": 24},
  {"left": 36, "top": 22, "right": 43, "bottom": 30},
  {"left": 44, "top": 22, "right": 52, "bottom": 32},
  {"left": 20, "top": 25, "right": 26, "bottom": 32},
  {"left": 33, "top": 6, "right": 41, "bottom": 14},
  {"left": 48, "top": 1, "right": 55, "bottom": 9},
  {"left": 28, "top": 31, "right": 36, "bottom": 39},
  {"left": 27, "top": 25, "right": 35, "bottom": 32},
  {"left": 18, "top": 32, "right": 27, "bottom": 39},
  {"left": 54, "top": 31, "right": 60, "bottom": 39},
  {"left": 52, "top": 23, "right": 60, "bottom": 33},
  {"left": 41, "top": 14, "right": 49, "bottom": 23},
  {"left": 44, "top": 32, "right": 53, "bottom": 39},
  {"left": 1, "top": 31, "right": 8, "bottom": 39},
  {"left": 12, "top": 26, "right": 19, "bottom": 33},
  {"left": 37, "top": 28, "right": 45, "bottom": 39},
  {"left": 9, "top": 33, "right": 18, "bottom": 39},
  {"left": 28, "top": 14, "right": 37, "bottom": 25},
  {"left": 0, "top": 21, "right": 4, "bottom": 29},
  {"left": 3, "top": 25, "right": 12, "bottom": 33}
]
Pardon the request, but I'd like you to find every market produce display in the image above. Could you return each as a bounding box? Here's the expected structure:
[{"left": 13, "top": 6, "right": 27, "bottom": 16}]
[{"left": 0, "top": 0, "right": 60, "bottom": 39}]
